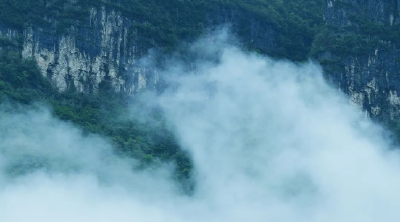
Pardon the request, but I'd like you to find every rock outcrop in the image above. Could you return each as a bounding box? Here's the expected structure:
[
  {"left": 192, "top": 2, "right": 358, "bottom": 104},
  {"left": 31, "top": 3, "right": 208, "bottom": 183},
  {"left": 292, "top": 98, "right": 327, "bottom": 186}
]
[
  {"left": 320, "top": 0, "right": 400, "bottom": 121},
  {"left": 0, "top": 2, "right": 277, "bottom": 95},
  {"left": 22, "top": 6, "right": 158, "bottom": 94},
  {"left": 1, "top": 6, "right": 159, "bottom": 94}
]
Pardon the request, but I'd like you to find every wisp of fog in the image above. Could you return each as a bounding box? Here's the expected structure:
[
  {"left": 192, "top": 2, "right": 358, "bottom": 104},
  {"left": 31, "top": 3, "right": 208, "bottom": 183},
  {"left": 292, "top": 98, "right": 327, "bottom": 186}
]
[{"left": 1, "top": 30, "right": 400, "bottom": 222}]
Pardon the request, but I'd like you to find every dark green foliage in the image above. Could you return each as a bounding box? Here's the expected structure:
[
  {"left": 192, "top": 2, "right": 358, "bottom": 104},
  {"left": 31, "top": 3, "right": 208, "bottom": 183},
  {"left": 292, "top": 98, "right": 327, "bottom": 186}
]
[
  {"left": 2, "top": 0, "right": 400, "bottom": 192},
  {"left": 310, "top": 27, "right": 379, "bottom": 56},
  {"left": 311, "top": 13, "right": 400, "bottom": 58},
  {"left": 50, "top": 92, "right": 194, "bottom": 189},
  {"left": 126, "top": 0, "right": 324, "bottom": 61},
  {"left": 0, "top": 36, "right": 20, "bottom": 49},
  {"left": 0, "top": 0, "right": 95, "bottom": 29},
  {"left": 0, "top": 0, "right": 324, "bottom": 189},
  {"left": 0, "top": 51, "right": 193, "bottom": 190},
  {"left": 232, "top": 0, "right": 324, "bottom": 60},
  {"left": 0, "top": 0, "right": 324, "bottom": 61},
  {"left": 0, "top": 51, "right": 54, "bottom": 103}
]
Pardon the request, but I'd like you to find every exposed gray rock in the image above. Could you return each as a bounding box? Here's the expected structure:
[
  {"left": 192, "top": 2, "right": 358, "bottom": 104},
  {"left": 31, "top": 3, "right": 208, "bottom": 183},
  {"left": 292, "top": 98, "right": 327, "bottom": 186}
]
[
  {"left": 1, "top": 4, "right": 276, "bottom": 96},
  {"left": 20, "top": 6, "right": 158, "bottom": 94},
  {"left": 321, "top": 0, "right": 400, "bottom": 121},
  {"left": 0, "top": 6, "right": 159, "bottom": 94}
]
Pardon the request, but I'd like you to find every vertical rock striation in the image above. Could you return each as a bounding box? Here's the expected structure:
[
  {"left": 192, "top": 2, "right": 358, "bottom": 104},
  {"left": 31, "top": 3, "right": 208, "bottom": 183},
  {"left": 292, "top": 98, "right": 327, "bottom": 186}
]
[
  {"left": 20, "top": 6, "right": 157, "bottom": 94},
  {"left": 1, "top": 2, "right": 278, "bottom": 96},
  {"left": 319, "top": 0, "right": 400, "bottom": 121}
]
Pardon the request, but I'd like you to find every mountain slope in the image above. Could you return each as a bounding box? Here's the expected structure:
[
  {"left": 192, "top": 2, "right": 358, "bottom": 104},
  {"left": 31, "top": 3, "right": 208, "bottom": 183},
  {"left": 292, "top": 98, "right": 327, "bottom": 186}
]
[
  {"left": 2, "top": 0, "right": 400, "bottom": 185},
  {"left": 312, "top": 0, "right": 400, "bottom": 123},
  {"left": 0, "top": 0, "right": 324, "bottom": 93}
]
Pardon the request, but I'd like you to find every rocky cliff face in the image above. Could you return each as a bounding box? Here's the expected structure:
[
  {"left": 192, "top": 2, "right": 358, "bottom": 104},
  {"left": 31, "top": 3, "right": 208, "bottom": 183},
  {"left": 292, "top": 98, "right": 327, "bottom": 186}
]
[
  {"left": 205, "top": 6, "right": 276, "bottom": 55},
  {"left": 3, "top": 0, "right": 398, "bottom": 123},
  {"left": 325, "top": 0, "right": 400, "bottom": 26},
  {"left": 0, "top": 24, "right": 20, "bottom": 51},
  {"left": 0, "top": 3, "right": 278, "bottom": 95},
  {"left": 1, "top": 6, "right": 158, "bottom": 94},
  {"left": 321, "top": 0, "right": 400, "bottom": 121}
]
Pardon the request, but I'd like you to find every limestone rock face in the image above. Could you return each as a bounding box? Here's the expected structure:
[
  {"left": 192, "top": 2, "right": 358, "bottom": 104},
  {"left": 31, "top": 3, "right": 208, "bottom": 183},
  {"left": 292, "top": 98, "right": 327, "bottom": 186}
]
[
  {"left": 20, "top": 6, "right": 157, "bottom": 94},
  {"left": 1, "top": 3, "right": 276, "bottom": 95},
  {"left": 0, "top": 6, "right": 158, "bottom": 94},
  {"left": 321, "top": 0, "right": 400, "bottom": 121},
  {"left": 8, "top": 0, "right": 400, "bottom": 122}
]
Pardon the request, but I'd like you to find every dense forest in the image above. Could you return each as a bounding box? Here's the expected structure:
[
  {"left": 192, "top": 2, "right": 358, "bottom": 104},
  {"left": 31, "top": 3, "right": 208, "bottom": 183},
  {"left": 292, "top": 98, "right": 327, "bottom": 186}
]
[
  {"left": 0, "top": 0, "right": 327, "bottom": 188},
  {"left": 2, "top": 0, "right": 400, "bottom": 188},
  {"left": 0, "top": 50, "right": 194, "bottom": 190},
  {"left": 0, "top": 0, "right": 325, "bottom": 60}
]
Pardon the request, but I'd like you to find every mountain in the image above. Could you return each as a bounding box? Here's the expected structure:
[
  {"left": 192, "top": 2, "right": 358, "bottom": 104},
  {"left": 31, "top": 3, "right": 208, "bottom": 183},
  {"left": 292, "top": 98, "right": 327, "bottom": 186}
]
[
  {"left": 312, "top": 0, "right": 400, "bottom": 124},
  {"left": 0, "top": 0, "right": 323, "bottom": 93},
  {"left": 1, "top": 0, "right": 400, "bottom": 183}
]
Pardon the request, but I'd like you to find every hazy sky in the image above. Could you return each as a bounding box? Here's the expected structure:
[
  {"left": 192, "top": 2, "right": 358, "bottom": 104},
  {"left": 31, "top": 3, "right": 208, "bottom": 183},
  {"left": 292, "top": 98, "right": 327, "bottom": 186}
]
[{"left": 1, "top": 30, "right": 400, "bottom": 222}]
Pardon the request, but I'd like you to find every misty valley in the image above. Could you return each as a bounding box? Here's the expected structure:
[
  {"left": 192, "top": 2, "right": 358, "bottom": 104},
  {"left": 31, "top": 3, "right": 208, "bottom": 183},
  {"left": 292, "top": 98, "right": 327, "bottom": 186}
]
[{"left": 1, "top": 0, "right": 400, "bottom": 221}]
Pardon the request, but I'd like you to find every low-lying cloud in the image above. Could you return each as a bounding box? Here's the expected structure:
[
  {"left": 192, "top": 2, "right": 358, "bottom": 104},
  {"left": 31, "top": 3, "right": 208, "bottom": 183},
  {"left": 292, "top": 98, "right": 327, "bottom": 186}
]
[{"left": 1, "top": 30, "right": 400, "bottom": 222}]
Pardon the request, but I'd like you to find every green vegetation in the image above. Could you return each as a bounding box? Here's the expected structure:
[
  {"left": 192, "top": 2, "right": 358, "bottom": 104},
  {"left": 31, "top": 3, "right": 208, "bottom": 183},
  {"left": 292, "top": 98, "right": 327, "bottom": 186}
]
[
  {"left": 2, "top": 0, "right": 400, "bottom": 190},
  {"left": 0, "top": 0, "right": 324, "bottom": 61},
  {"left": 0, "top": 0, "right": 93, "bottom": 29},
  {"left": 0, "top": 51, "right": 52, "bottom": 103},
  {"left": 121, "top": 0, "right": 325, "bottom": 60},
  {"left": 0, "top": 0, "right": 326, "bottom": 189},
  {"left": 310, "top": 14, "right": 400, "bottom": 57},
  {"left": 0, "top": 50, "right": 193, "bottom": 191}
]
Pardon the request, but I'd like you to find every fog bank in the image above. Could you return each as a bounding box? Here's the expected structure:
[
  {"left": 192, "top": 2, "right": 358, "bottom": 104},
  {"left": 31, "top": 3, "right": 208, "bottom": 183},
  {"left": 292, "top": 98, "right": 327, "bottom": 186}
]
[{"left": 1, "top": 30, "right": 400, "bottom": 221}]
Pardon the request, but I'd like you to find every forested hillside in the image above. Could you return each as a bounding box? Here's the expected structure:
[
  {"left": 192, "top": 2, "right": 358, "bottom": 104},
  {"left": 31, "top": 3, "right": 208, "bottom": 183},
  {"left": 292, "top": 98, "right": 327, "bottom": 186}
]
[
  {"left": 2, "top": 0, "right": 400, "bottom": 188},
  {"left": 4, "top": 1, "right": 400, "bottom": 220},
  {"left": 311, "top": 0, "right": 400, "bottom": 138},
  {"left": 0, "top": 50, "right": 193, "bottom": 190},
  {"left": 0, "top": 0, "right": 324, "bottom": 60},
  {"left": 0, "top": 0, "right": 327, "bottom": 188}
]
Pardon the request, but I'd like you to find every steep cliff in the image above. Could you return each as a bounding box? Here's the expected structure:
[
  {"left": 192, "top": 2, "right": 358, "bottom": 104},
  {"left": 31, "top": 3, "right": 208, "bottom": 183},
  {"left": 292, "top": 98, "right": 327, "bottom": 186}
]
[
  {"left": 3, "top": 0, "right": 400, "bottom": 189},
  {"left": 313, "top": 0, "right": 400, "bottom": 121},
  {"left": 1, "top": 6, "right": 157, "bottom": 94},
  {"left": 0, "top": 0, "right": 323, "bottom": 95}
]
